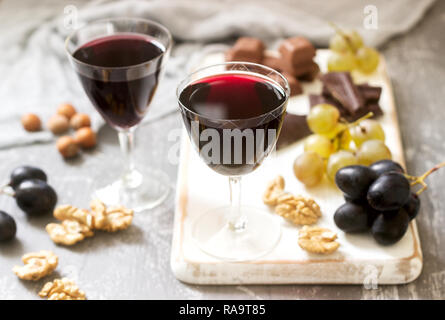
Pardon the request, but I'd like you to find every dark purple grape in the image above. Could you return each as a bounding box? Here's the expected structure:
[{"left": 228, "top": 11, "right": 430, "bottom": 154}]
[
  {"left": 371, "top": 210, "right": 409, "bottom": 245},
  {"left": 369, "top": 160, "right": 404, "bottom": 177},
  {"left": 403, "top": 192, "right": 420, "bottom": 220},
  {"left": 9, "top": 165, "right": 47, "bottom": 190},
  {"left": 335, "top": 165, "right": 377, "bottom": 200},
  {"left": 334, "top": 202, "right": 369, "bottom": 232},
  {"left": 367, "top": 172, "right": 410, "bottom": 211},
  {"left": 15, "top": 179, "right": 57, "bottom": 216},
  {"left": 0, "top": 211, "right": 16, "bottom": 242},
  {"left": 365, "top": 205, "right": 380, "bottom": 227}
]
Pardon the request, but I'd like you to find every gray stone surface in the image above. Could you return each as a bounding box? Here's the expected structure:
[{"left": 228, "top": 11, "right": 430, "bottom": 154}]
[{"left": 1, "top": 1, "right": 444, "bottom": 300}]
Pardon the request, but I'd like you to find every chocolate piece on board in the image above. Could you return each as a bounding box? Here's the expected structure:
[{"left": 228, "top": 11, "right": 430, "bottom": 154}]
[
  {"left": 225, "top": 37, "right": 265, "bottom": 63},
  {"left": 278, "top": 37, "right": 316, "bottom": 66},
  {"left": 357, "top": 84, "right": 382, "bottom": 102},
  {"left": 283, "top": 72, "right": 303, "bottom": 96},
  {"left": 278, "top": 58, "right": 314, "bottom": 77},
  {"left": 299, "top": 61, "right": 320, "bottom": 82},
  {"left": 321, "top": 72, "right": 365, "bottom": 114},
  {"left": 344, "top": 103, "right": 383, "bottom": 122},
  {"left": 276, "top": 113, "right": 311, "bottom": 150}
]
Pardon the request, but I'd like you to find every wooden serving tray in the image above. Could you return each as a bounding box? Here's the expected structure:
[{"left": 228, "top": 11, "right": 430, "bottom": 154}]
[{"left": 170, "top": 50, "right": 422, "bottom": 284}]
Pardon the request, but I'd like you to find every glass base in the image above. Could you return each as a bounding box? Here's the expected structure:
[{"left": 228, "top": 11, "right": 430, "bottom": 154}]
[
  {"left": 93, "top": 167, "right": 170, "bottom": 212},
  {"left": 192, "top": 206, "right": 282, "bottom": 261}
]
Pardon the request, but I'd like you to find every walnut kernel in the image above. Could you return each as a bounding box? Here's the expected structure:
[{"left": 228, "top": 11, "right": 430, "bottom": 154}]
[
  {"left": 57, "top": 103, "right": 77, "bottom": 119},
  {"left": 90, "top": 199, "right": 133, "bottom": 232},
  {"left": 54, "top": 205, "right": 94, "bottom": 228},
  {"left": 12, "top": 250, "right": 58, "bottom": 280},
  {"left": 74, "top": 127, "right": 96, "bottom": 148},
  {"left": 56, "top": 136, "right": 79, "bottom": 158},
  {"left": 298, "top": 226, "right": 340, "bottom": 254},
  {"left": 262, "top": 175, "right": 285, "bottom": 205},
  {"left": 47, "top": 114, "right": 69, "bottom": 134},
  {"left": 21, "top": 113, "right": 41, "bottom": 132},
  {"left": 39, "top": 278, "right": 86, "bottom": 300},
  {"left": 70, "top": 113, "right": 91, "bottom": 129},
  {"left": 275, "top": 193, "right": 322, "bottom": 225},
  {"left": 46, "top": 220, "right": 93, "bottom": 246}
]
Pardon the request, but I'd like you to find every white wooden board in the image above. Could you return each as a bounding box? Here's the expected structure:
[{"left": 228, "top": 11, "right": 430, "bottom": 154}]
[{"left": 170, "top": 50, "right": 422, "bottom": 285}]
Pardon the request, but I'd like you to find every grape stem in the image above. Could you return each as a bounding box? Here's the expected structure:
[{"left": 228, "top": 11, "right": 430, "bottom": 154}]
[
  {"left": 0, "top": 183, "right": 15, "bottom": 197},
  {"left": 405, "top": 161, "right": 445, "bottom": 195}
]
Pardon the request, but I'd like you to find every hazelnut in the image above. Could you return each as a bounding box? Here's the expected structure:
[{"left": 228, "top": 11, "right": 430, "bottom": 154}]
[
  {"left": 57, "top": 103, "right": 77, "bottom": 119},
  {"left": 56, "top": 136, "right": 79, "bottom": 158},
  {"left": 47, "top": 114, "right": 69, "bottom": 134},
  {"left": 70, "top": 113, "right": 91, "bottom": 130},
  {"left": 21, "top": 113, "right": 41, "bottom": 132},
  {"left": 74, "top": 127, "right": 96, "bottom": 148}
]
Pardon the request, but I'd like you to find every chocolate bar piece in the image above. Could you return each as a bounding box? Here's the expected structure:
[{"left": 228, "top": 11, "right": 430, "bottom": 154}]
[
  {"left": 299, "top": 62, "right": 320, "bottom": 82},
  {"left": 321, "top": 72, "right": 365, "bottom": 114},
  {"left": 346, "top": 103, "right": 383, "bottom": 121},
  {"left": 276, "top": 113, "right": 311, "bottom": 150},
  {"left": 323, "top": 83, "right": 381, "bottom": 102},
  {"left": 282, "top": 72, "right": 303, "bottom": 96},
  {"left": 357, "top": 84, "right": 382, "bottom": 102},
  {"left": 225, "top": 37, "right": 265, "bottom": 63},
  {"left": 278, "top": 58, "right": 314, "bottom": 77},
  {"left": 279, "top": 37, "right": 315, "bottom": 66}
]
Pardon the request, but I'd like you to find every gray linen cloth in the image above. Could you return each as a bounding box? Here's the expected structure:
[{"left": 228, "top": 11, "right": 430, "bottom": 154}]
[{"left": 0, "top": 0, "right": 435, "bottom": 149}]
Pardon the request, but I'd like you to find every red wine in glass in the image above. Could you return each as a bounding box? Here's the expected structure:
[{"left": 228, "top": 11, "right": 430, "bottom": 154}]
[
  {"left": 73, "top": 34, "right": 165, "bottom": 129},
  {"left": 179, "top": 73, "right": 287, "bottom": 176}
]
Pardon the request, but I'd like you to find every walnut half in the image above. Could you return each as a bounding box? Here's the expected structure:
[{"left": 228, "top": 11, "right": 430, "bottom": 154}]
[
  {"left": 54, "top": 205, "right": 94, "bottom": 229},
  {"left": 298, "top": 226, "right": 340, "bottom": 254},
  {"left": 275, "top": 193, "right": 322, "bottom": 225},
  {"left": 46, "top": 220, "right": 94, "bottom": 246},
  {"left": 39, "top": 278, "right": 86, "bottom": 300},
  {"left": 12, "top": 251, "right": 58, "bottom": 281},
  {"left": 262, "top": 175, "right": 285, "bottom": 205},
  {"left": 90, "top": 200, "right": 133, "bottom": 232}
]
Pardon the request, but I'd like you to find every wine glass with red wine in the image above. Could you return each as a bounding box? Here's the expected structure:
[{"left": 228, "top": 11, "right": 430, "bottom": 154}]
[
  {"left": 66, "top": 18, "right": 172, "bottom": 211},
  {"left": 177, "top": 62, "right": 290, "bottom": 261}
]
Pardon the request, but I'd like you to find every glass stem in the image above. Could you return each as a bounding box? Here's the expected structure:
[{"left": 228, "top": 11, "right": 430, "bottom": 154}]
[
  {"left": 118, "top": 128, "right": 142, "bottom": 189},
  {"left": 228, "top": 176, "right": 246, "bottom": 232}
]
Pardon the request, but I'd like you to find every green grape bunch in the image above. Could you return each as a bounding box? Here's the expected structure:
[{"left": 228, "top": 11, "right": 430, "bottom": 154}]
[
  {"left": 328, "top": 24, "right": 380, "bottom": 74},
  {"left": 294, "top": 104, "right": 392, "bottom": 187}
]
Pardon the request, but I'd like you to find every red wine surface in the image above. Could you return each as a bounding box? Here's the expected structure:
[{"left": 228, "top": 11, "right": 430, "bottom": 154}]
[
  {"left": 73, "top": 34, "right": 165, "bottom": 129},
  {"left": 179, "top": 73, "right": 287, "bottom": 176}
]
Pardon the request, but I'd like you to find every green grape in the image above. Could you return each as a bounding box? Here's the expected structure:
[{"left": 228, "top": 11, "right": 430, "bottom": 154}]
[
  {"left": 327, "top": 150, "right": 358, "bottom": 181},
  {"left": 329, "top": 30, "right": 363, "bottom": 53},
  {"left": 357, "top": 139, "right": 392, "bottom": 165},
  {"left": 329, "top": 33, "right": 352, "bottom": 53},
  {"left": 344, "top": 30, "right": 364, "bottom": 52},
  {"left": 293, "top": 151, "right": 325, "bottom": 187},
  {"left": 322, "top": 123, "right": 347, "bottom": 140},
  {"left": 307, "top": 104, "right": 340, "bottom": 134},
  {"left": 304, "top": 134, "right": 333, "bottom": 159},
  {"left": 327, "top": 51, "right": 357, "bottom": 72},
  {"left": 350, "top": 119, "right": 385, "bottom": 147},
  {"left": 339, "top": 129, "right": 352, "bottom": 150},
  {"left": 356, "top": 47, "right": 380, "bottom": 74}
]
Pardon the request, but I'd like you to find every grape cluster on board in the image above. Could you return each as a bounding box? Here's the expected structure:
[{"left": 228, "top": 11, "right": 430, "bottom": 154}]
[
  {"left": 334, "top": 160, "right": 421, "bottom": 245},
  {"left": 294, "top": 103, "right": 392, "bottom": 187},
  {"left": 0, "top": 166, "right": 57, "bottom": 242},
  {"left": 328, "top": 27, "right": 380, "bottom": 74}
]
